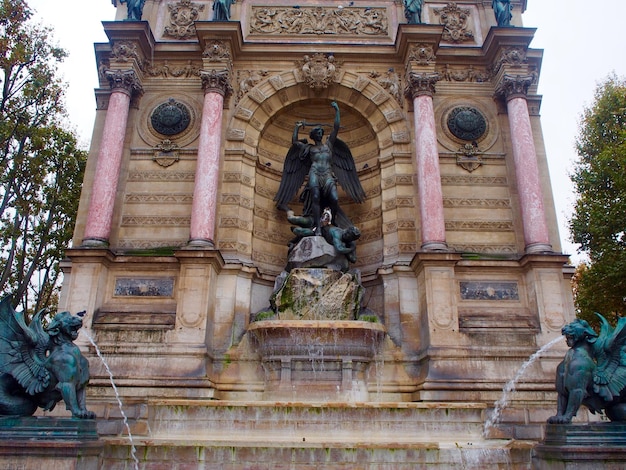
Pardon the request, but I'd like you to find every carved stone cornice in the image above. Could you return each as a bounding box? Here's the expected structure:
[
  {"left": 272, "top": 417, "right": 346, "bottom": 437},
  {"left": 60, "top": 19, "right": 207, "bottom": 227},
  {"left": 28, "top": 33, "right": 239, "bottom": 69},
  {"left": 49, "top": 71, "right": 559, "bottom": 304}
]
[
  {"left": 404, "top": 72, "right": 440, "bottom": 100},
  {"left": 200, "top": 69, "right": 233, "bottom": 98},
  {"left": 105, "top": 69, "right": 143, "bottom": 97},
  {"left": 494, "top": 73, "right": 535, "bottom": 101}
]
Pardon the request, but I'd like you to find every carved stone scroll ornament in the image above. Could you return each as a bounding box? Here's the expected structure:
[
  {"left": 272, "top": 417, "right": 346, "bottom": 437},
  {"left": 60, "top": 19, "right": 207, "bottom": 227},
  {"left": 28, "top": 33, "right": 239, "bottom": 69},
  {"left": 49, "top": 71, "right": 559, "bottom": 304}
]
[
  {"left": 491, "top": 46, "right": 527, "bottom": 75},
  {"left": 298, "top": 53, "right": 339, "bottom": 91},
  {"left": 164, "top": 0, "right": 205, "bottom": 39},
  {"left": 249, "top": 6, "right": 387, "bottom": 36},
  {"left": 433, "top": 2, "right": 474, "bottom": 44}
]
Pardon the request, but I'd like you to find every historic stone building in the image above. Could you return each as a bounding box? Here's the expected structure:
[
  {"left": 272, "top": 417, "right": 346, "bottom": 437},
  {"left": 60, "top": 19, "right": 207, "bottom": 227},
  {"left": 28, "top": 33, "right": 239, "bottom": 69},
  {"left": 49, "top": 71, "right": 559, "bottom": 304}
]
[{"left": 58, "top": 0, "right": 578, "bottom": 466}]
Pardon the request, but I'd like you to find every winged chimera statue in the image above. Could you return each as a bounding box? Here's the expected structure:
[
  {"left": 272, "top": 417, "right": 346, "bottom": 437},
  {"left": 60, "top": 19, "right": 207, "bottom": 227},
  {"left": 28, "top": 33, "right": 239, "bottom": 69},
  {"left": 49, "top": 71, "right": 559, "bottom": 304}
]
[
  {"left": 274, "top": 101, "right": 365, "bottom": 236},
  {"left": 548, "top": 314, "right": 626, "bottom": 423},
  {"left": 0, "top": 296, "right": 95, "bottom": 419}
]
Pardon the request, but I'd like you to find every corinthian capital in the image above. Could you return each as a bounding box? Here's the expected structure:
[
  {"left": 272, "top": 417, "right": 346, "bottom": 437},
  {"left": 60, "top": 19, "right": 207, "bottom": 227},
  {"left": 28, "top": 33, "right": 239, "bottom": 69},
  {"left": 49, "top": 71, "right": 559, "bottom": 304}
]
[
  {"left": 404, "top": 72, "right": 440, "bottom": 100},
  {"left": 494, "top": 74, "right": 535, "bottom": 101},
  {"left": 105, "top": 69, "right": 144, "bottom": 97},
  {"left": 200, "top": 69, "right": 233, "bottom": 98}
]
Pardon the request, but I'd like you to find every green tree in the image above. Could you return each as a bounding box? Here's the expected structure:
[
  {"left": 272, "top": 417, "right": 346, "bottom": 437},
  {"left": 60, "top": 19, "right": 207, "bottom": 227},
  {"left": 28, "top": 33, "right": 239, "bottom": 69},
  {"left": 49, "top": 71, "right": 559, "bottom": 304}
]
[
  {"left": 0, "top": 0, "right": 86, "bottom": 313},
  {"left": 570, "top": 74, "right": 626, "bottom": 326}
]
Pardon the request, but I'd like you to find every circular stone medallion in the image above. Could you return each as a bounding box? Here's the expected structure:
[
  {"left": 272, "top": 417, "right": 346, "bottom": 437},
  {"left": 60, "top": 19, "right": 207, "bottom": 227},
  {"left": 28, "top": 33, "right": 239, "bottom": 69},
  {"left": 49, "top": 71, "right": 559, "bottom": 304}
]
[
  {"left": 446, "top": 106, "right": 487, "bottom": 141},
  {"left": 150, "top": 99, "right": 191, "bottom": 136}
]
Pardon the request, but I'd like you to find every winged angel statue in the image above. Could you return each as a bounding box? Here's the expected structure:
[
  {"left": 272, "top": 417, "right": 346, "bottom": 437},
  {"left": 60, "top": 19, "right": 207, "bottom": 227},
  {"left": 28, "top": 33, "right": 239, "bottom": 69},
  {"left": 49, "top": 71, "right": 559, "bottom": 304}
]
[
  {"left": 549, "top": 314, "right": 626, "bottom": 423},
  {"left": 0, "top": 296, "right": 95, "bottom": 419},
  {"left": 274, "top": 101, "right": 365, "bottom": 243}
]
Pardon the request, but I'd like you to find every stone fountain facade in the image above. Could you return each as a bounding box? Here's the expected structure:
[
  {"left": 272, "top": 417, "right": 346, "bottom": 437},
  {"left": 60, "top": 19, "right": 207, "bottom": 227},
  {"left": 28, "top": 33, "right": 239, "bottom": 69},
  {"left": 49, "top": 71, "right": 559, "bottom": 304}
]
[{"left": 51, "top": 0, "right": 583, "bottom": 467}]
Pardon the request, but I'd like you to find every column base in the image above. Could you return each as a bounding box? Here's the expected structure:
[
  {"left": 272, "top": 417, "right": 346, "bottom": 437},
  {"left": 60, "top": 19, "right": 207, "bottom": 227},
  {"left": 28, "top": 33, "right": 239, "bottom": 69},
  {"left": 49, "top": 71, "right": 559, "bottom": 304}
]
[
  {"left": 81, "top": 237, "right": 109, "bottom": 248},
  {"left": 187, "top": 238, "right": 216, "bottom": 249},
  {"left": 421, "top": 241, "right": 449, "bottom": 252},
  {"left": 525, "top": 242, "right": 553, "bottom": 254}
]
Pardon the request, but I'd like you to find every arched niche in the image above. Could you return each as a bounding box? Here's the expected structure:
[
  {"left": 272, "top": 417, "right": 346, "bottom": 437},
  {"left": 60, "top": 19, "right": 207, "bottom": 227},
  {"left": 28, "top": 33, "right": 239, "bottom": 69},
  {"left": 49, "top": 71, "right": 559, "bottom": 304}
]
[{"left": 222, "top": 70, "right": 413, "bottom": 279}]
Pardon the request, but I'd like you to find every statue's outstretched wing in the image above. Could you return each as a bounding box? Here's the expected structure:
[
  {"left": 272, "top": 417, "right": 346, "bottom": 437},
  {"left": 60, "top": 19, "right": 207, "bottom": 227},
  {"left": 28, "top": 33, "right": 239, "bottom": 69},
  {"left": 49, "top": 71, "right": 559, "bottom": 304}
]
[
  {"left": 592, "top": 314, "right": 626, "bottom": 402},
  {"left": 0, "top": 296, "right": 50, "bottom": 395},
  {"left": 332, "top": 138, "right": 366, "bottom": 204},
  {"left": 274, "top": 141, "right": 311, "bottom": 211}
]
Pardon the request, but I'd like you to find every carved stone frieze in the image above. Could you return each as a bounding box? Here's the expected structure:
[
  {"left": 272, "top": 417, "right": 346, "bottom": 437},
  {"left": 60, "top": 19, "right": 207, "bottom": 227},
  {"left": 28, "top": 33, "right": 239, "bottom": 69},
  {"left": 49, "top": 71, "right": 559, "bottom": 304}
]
[
  {"left": 494, "top": 73, "right": 535, "bottom": 100},
  {"left": 124, "top": 192, "right": 192, "bottom": 203},
  {"left": 443, "top": 197, "right": 510, "bottom": 208},
  {"left": 121, "top": 216, "right": 191, "bottom": 226},
  {"left": 405, "top": 72, "right": 440, "bottom": 99},
  {"left": 164, "top": 0, "right": 205, "bottom": 40},
  {"left": 297, "top": 53, "right": 339, "bottom": 91},
  {"left": 440, "top": 175, "right": 507, "bottom": 186},
  {"left": 449, "top": 243, "right": 516, "bottom": 254},
  {"left": 407, "top": 43, "right": 436, "bottom": 66},
  {"left": 439, "top": 64, "right": 490, "bottom": 83},
  {"left": 117, "top": 239, "right": 187, "bottom": 250},
  {"left": 433, "top": 2, "right": 474, "bottom": 44},
  {"left": 249, "top": 6, "right": 388, "bottom": 36},
  {"left": 127, "top": 171, "right": 196, "bottom": 182},
  {"left": 145, "top": 60, "right": 201, "bottom": 78},
  {"left": 445, "top": 220, "right": 513, "bottom": 231}
]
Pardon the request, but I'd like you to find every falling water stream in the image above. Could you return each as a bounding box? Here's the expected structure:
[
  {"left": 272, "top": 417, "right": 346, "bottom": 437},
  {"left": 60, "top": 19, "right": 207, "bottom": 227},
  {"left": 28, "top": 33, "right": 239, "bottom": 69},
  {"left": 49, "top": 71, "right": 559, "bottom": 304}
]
[
  {"left": 483, "top": 335, "right": 564, "bottom": 436},
  {"left": 82, "top": 331, "right": 139, "bottom": 470}
]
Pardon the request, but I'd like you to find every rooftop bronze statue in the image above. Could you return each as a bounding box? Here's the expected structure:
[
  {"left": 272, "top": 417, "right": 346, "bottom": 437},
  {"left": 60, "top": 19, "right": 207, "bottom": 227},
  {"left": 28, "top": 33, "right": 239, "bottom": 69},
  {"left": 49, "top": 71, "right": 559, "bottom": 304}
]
[
  {"left": 404, "top": 0, "right": 424, "bottom": 24},
  {"left": 274, "top": 101, "right": 365, "bottom": 237},
  {"left": 548, "top": 314, "right": 626, "bottom": 424},
  {"left": 212, "top": 0, "right": 235, "bottom": 21},
  {"left": 115, "top": 0, "right": 146, "bottom": 21},
  {"left": 0, "top": 296, "right": 95, "bottom": 419},
  {"left": 492, "top": 0, "right": 512, "bottom": 27}
]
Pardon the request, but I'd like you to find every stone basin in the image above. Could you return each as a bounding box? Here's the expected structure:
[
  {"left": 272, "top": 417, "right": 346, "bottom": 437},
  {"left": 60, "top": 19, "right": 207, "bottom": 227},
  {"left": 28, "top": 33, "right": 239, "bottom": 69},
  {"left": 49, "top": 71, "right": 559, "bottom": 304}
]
[{"left": 247, "top": 320, "right": 386, "bottom": 401}]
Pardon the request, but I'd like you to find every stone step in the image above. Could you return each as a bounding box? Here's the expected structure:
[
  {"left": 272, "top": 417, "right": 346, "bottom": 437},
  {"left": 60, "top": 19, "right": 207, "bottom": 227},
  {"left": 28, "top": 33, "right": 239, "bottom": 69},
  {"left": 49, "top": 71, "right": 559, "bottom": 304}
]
[
  {"left": 145, "top": 400, "right": 489, "bottom": 441},
  {"left": 101, "top": 439, "right": 534, "bottom": 470}
]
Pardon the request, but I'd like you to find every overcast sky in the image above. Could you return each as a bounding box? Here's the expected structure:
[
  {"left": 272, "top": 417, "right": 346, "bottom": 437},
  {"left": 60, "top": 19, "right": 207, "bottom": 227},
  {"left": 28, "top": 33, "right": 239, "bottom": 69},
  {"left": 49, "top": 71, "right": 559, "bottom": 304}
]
[{"left": 27, "top": 1, "right": 626, "bottom": 263}]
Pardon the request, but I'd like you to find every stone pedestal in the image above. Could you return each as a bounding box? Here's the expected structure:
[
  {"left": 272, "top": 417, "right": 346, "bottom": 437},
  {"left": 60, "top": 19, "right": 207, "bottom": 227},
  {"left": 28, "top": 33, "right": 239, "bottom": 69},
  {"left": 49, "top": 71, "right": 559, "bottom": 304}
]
[
  {"left": 532, "top": 423, "right": 626, "bottom": 469},
  {"left": 0, "top": 417, "right": 103, "bottom": 470}
]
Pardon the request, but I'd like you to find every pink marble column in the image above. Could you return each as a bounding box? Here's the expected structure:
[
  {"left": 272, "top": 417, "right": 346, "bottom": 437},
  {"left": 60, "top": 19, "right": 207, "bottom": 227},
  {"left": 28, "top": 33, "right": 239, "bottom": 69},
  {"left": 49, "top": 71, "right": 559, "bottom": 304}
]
[
  {"left": 189, "top": 70, "right": 231, "bottom": 247},
  {"left": 498, "top": 74, "right": 552, "bottom": 253},
  {"left": 82, "top": 70, "right": 140, "bottom": 246},
  {"left": 406, "top": 72, "right": 448, "bottom": 251}
]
